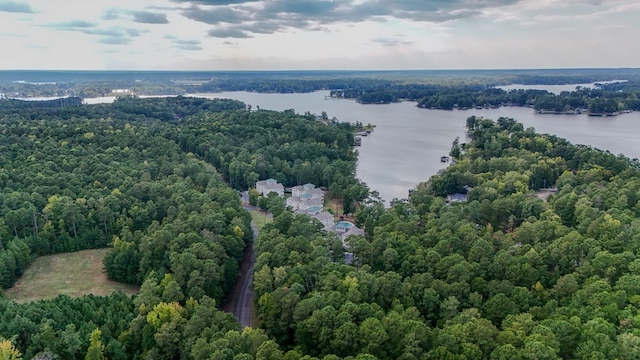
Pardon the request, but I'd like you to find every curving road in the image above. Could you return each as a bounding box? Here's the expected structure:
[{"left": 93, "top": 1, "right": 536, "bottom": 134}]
[{"left": 223, "top": 215, "right": 258, "bottom": 329}]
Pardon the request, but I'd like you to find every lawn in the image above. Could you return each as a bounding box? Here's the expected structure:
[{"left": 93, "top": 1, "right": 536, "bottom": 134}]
[
  {"left": 250, "top": 210, "right": 272, "bottom": 230},
  {"left": 5, "top": 248, "right": 139, "bottom": 303}
]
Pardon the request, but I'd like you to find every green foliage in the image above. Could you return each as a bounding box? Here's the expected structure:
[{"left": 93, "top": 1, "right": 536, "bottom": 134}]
[
  {"left": 0, "top": 96, "right": 369, "bottom": 359},
  {"left": 8, "top": 93, "right": 640, "bottom": 359},
  {"left": 252, "top": 117, "right": 640, "bottom": 359}
]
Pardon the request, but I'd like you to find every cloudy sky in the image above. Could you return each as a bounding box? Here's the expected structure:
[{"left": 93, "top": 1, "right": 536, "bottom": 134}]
[{"left": 0, "top": 0, "right": 638, "bottom": 70}]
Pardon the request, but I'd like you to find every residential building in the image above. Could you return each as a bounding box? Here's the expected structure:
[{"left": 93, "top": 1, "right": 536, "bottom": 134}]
[
  {"left": 256, "top": 178, "right": 284, "bottom": 197},
  {"left": 313, "top": 211, "right": 335, "bottom": 228},
  {"left": 333, "top": 220, "right": 365, "bottom": 241},
  {"left": 287, "top": 183, "right": 324, "bottom": 211},
  {"left": 291, "top": 183, "right": 324, "bottom": 200},
  {"left": 298, "top": 198, "right": 323, "bottom": 212}
]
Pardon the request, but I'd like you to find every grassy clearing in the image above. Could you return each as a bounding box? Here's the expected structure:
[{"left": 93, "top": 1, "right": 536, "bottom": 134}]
[
  {"left": 250, "top": 210, "right": 272, "bottom": 230},
  {"left": 325, "top": 197, "right": 344, "bottom": 216},
  {"left": 5, "top": 248, "right": 139, "bottom": 303}
]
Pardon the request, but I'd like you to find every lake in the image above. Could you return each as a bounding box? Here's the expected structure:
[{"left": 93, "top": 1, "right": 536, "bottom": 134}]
[
  {"left": 495, "top": 80, "right": 627, "bottom": 94},
  {"left": 186, "top": 91, "right": 640, "bottom": 204}
]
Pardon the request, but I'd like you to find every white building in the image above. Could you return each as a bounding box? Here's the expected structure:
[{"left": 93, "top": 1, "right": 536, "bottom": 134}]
[
  {"left": 313, "top": 211, "right": 335, "bottom": 228},
  {"left": 256, "top": 179, "right": 284, "bottom": 197},
  {"left": 286, "top": 196, "right": 317, "bottom": 211},
  {"left": 291, "top": 183, "right": 324, "bottom": 200},
  {"left": 298, "top": 198, "right": 323, "bottom": 212},
  {"left": 287, "top": 183, "right": 325, "bottom": 211},
  {"left": 111, "top": 89, "right": 132, "bottom": 94}
]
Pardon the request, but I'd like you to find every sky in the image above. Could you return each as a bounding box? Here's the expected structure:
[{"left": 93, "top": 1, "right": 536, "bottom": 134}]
[{"left": 0, "top": 0, "right": 638, "bottom": 70}]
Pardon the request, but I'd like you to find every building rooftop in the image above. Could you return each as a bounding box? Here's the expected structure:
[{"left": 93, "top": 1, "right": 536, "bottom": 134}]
[{"left": 313, "top": 211, "right": 334, "bottom": 222}]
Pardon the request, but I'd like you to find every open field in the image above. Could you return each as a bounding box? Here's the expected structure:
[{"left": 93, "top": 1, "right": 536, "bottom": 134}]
[
  {"left": 5, "top": 248, "right": 139, "bottom": 303},
  {"left": 250, "top": 210, "right": 272, "bottom": 230}
]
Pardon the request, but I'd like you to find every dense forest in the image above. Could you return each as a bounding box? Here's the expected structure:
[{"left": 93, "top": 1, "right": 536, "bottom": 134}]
[
  {"left": 4, "top": 94, "right": 640, "bottom": 359},
  {"left": 0, "top": 96, "right": 367, "bottom": 359},
  {"left": 250, "top": 117, "right": 640, "bottom": 359}
]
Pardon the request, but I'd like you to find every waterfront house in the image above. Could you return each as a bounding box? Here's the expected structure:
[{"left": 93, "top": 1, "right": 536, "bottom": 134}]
[
  {"left": 291, "top": 183, "right": 323, "bottom": 200},
  {"left": 299, "top": 198, "right": 323, "bottom": 211},
  {"left": 333, "top": 220, "right": 365, "bottom": 241},
  {"left": 256, "top": 178, "right": 284, "bottom": 197},
  {"left": 287, "top": 196, "right": 323, "bottom": 211},
  {"left": 313, "top": 211, "right": 335, "bottom": 228},
  {"left": 286, "top": 196, "right": 298, "bottom": 209}
]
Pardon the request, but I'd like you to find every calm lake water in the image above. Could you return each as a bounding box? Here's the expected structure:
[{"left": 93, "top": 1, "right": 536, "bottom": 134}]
[
  {"left": 83, "top": 91, "right": 640, "bottom": 203},
  {"left": 188, "top": 91, "right": 640, "bottom": 203},
  {"left": 496, "top": 80, "right": 626, "bottom": 94}
]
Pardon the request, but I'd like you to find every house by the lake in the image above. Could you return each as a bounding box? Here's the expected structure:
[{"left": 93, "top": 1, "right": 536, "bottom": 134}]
[
  {"left": 256, "top": 178, "right": 284, "bottom": 197},
  {"left": 287, "top": 183, "right": 324, "bottom": 210}
]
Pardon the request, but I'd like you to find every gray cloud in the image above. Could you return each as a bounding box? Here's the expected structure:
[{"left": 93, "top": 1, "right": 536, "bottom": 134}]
[
  {"left": 0, "top": 31, "right": 27, "bottom": 37},
  {"left": 207, "top": 28, "right": 253, "bottom": 38},
  {"left": 371, "top": 37, "right": 413, "bottom": 46},
  {"left": 0, "top": 1, "right": 36, "bottom": 13},
  {"left": 99, "top": 37, "right": 132, "bottom": 45},
  {"left": 181, "top": 5, "right": 248, "bottom": 24},
  {"left": 131, "top": 11, "right": 170, "bottom": 24},
  {"left": 172, "top": 0, "right": 254, "bottom": 5},
  {"left": 165, "top": 35, "right": 203, "bottom": 50},
  {"left": 175, "top": 43, "right": 202, "bottom": 50},
  {"left": 46, "top": 21, "right": 148, "bottom": 46},
  {"left": 176, "top": 0, "right": 523, "bottom": 39},
  {"left": 102, "top": 8, "right": 170, "bottom": 24},
  {"left": 46, "top": 20, "right": 97, "bottom": 29},
  {"left": 82, "top": 27, "right": 147, "bottom": 38},
  {"left": 102, "top": 8, "right": 121, "bottom": 20}
]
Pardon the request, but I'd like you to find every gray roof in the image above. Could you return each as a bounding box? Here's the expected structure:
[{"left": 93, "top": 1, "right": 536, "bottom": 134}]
[
  {"left": 257, "top": 178, "right": 278, "bottom": 186},
  {"left": 300, "top": 198, "right": 323, "bottom": 207},
  {"left": 313, "top": 211, "right": 334, "bottom": 223},
  {"left": 341, "top": 226, "right": 365, "bottom": 240}
]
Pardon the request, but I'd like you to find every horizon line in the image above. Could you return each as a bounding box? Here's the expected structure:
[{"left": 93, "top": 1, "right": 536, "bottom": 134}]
[{"left": 1, "top": 67, "right": 640, "bottom": 72}]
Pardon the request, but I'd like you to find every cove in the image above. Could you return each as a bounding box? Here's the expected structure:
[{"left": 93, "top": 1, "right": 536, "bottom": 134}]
[{"left": 192, "top": 91, "right": 640, "bottom": 204}]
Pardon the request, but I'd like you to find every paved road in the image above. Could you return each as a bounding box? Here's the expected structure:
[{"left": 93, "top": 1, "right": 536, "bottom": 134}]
[
  {"left": 235, "top": 222, "right": 258, "bottom": 328},
  {"left": 223, "top": 213, "right": 258, "bottom": 329}
]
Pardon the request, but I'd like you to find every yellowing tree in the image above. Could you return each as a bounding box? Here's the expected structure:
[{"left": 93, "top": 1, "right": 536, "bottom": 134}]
[
  {"left": 84, "top": 329, "right": 106, "bottom": 360},
  {"left": 0, "top": 339, "right": 22, "bottom": 360}
]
